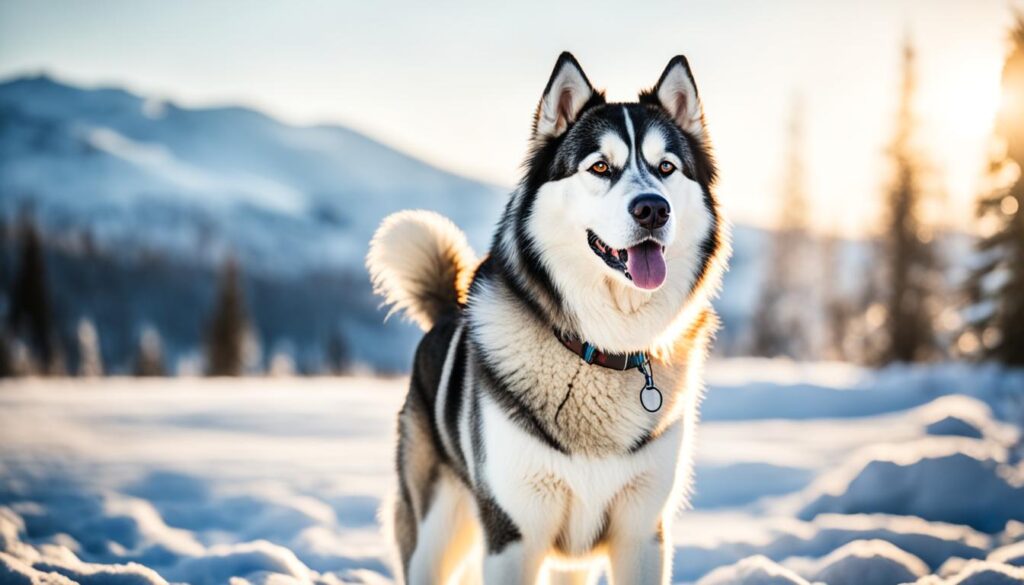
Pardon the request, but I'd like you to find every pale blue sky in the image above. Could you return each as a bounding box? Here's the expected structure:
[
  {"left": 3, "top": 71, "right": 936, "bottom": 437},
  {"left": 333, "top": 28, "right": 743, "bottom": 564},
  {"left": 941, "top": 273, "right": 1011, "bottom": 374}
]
[{"left": 0, "top": 0, "right": 1018, "bottom": 235}]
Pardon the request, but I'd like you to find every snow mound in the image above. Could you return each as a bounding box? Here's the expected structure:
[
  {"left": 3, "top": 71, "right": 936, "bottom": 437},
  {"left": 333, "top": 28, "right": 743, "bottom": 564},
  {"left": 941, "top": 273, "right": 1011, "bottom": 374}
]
[
  {"left": 1, "top": 506, "right": 168, "bottom": 585},
  {"left": 801, "top": 539, "right": 929, "bottom": 585},
  {"left": 167, "top": 540, "right": 311, "bottom": 585},
  {"left": 1002, "top": 522, "right": 1024, "bottom": 545},
  {"left": 0, "top": 502, "right": 389, "bottom": 585},
  {"left": 798, "top": 438, "right": 1024, "bottom": 532},
  {"left": 926, "top": 416, "right": 985, "bottom": 439},
  {"left": 0, "top": 510, "right": 169, "bottom": 585},
  {"left": 676, "top": 513, "right": 991, "bottom": 582},
  {"left": 990, "top": 541, "right": 1024, "bottom": 567},
  {"left": 695, "top": 555, "right": 810, "bottom": 585},
  {"left": 918, "top": 396, "right": 1008, "bottom": 441},
  {"left": 909, "top": 559, "right": 1024, "bottom": 584},
  {"left": 0, "top": 470, "right": 204, "bottom": 567}
]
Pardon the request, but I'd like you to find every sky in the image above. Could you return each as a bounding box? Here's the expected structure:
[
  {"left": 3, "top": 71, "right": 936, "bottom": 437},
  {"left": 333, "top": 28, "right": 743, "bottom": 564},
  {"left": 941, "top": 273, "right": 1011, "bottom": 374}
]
[{"left": 0, "top": 0, "right": 1019, "bottom": 236}]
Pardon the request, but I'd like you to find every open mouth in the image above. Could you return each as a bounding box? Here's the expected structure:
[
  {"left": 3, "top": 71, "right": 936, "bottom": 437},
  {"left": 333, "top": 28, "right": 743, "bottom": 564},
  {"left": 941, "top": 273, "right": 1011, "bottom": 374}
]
[{"left": 586, "top": 229, "right": 667, "bottom": 290}]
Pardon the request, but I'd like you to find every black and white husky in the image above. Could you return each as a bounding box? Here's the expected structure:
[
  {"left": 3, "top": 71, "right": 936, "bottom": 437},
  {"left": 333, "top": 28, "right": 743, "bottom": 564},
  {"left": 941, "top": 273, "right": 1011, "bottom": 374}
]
[{"left": 367, "top": 52, "right": 729, "bottom": 585}]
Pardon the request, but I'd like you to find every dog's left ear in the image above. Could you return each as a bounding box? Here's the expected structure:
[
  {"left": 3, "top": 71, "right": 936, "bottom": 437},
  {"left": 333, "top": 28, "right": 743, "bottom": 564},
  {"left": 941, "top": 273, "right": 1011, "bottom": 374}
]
[
  {"left": 643, "top": 56, "right": 705, "bottom": 137},
  {"left": 533, "top": 52, "right": 599, "bottom": 140}
]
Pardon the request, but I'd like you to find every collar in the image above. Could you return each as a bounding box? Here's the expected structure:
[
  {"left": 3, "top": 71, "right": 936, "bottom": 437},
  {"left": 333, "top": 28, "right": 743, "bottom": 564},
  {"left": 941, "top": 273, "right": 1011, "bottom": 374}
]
[{"left": 554, "top": 329, "right": 647, "bottom": 371}]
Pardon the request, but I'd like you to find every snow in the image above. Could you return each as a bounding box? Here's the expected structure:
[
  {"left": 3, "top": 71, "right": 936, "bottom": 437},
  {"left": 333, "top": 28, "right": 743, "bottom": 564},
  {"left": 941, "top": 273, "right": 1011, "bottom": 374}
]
[
  {"left": 1, "top": 362, "right": 1023, "bottom": 584},
  {"left": 910, "top": 560, "right": 1024, "bottom": 584},
  {"left": 695, "top": 555, "right": 809, "bottom": 585},
  {"left": 920, "top": 396, "right": 1006, "bottom": 440},
  {"left": 990, "top": 542, "right": 1024, "bottom": 567},
  {"left": 797, "top": 438, "right": 1024, "bottom": 532},
  {"left": 797, "top": 539, "right": 930, "bottom": 585}
]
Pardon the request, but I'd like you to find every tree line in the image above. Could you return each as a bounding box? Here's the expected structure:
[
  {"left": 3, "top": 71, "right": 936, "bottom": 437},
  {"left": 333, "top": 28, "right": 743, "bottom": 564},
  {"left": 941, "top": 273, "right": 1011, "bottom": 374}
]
[
  {"left": 749, "top": 21, "right": 1024, "bottom": 367},
  {"left": 0, "top": 219, "right": 352, "bottom": 377}
]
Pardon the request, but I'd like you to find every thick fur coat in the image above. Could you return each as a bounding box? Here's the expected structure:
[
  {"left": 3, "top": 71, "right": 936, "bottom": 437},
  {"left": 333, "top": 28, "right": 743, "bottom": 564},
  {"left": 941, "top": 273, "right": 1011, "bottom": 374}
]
[{"left": 366, "top": 52, "right": 730, "bottom": 585}]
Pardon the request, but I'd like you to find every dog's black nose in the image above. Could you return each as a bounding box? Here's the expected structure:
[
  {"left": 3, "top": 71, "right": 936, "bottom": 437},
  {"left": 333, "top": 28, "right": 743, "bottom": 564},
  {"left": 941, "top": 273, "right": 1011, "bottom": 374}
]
[{"left": 629, "top": 194, "right": 671, "bottom": 230}]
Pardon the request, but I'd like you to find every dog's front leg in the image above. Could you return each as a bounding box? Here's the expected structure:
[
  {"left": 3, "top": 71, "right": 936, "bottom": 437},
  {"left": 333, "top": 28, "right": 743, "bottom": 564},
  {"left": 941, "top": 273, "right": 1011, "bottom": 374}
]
[
  {"left": 606, "top": 528, "right": 671, "bottom": 585},
  {"left": 605, "top": 479, "right": 675, "bottom": 585},
  {"left": 477, "top": 488, "right": 561, "bottom": 585}
]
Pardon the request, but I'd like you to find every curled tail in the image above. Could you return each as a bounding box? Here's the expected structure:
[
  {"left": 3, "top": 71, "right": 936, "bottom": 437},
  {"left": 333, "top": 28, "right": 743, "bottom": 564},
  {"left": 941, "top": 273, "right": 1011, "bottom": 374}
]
[{"left": 366, "top": 210, "right": 478, "bottom": 331}]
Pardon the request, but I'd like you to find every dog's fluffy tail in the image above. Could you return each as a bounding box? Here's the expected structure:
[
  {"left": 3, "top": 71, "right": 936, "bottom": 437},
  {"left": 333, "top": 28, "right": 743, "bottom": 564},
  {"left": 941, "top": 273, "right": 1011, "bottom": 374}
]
[{"left": 367, "top": 210, "right": 478, "bottom": 331}]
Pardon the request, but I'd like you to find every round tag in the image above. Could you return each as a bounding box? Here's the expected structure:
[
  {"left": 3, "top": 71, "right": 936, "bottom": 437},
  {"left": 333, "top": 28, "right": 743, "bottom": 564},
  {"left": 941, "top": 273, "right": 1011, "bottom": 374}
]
[{"left": 640, "top": 385, "right": 663, "bottom": 413}]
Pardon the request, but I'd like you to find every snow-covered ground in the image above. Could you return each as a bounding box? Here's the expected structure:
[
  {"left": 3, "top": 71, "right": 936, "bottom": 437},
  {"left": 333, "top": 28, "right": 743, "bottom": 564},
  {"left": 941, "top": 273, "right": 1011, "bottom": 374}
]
[{"left": 1, "top": 360, "right": 1023, "bottom": 585}]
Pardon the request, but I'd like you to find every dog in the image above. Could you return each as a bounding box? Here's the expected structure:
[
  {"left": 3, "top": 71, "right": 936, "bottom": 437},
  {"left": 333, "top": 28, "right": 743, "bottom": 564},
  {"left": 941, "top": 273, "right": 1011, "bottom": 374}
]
[{"left": 367, "top": 52, "right": 729, "bottom": 585}]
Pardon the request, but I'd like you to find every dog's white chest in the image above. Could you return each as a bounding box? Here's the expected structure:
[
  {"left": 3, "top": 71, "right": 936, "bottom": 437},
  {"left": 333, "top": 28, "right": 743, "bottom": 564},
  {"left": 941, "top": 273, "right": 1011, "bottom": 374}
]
[{"left": 477, "top": 396, "right": 683, "bottom": 556}]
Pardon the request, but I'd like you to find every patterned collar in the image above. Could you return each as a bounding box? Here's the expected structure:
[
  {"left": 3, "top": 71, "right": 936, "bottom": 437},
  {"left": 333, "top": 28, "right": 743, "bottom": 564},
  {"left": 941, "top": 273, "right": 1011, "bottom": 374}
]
[{"left": 553, "top": 329, "right": 647, "bottom": 371}]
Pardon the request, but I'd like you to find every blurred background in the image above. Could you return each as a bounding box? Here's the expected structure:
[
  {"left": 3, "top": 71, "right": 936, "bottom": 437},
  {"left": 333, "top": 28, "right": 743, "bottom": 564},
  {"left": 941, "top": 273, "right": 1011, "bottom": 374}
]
[
  {"left": 2, "top": 1, "right": 1024, "bottom": 584},
  {"left": 1, "top": 0, "right": 1022, "bottom": 376}
]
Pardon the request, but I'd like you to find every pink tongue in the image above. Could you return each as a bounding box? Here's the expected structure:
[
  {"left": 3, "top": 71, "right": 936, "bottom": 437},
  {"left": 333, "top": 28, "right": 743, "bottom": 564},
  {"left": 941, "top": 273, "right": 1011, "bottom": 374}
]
[{"left": 627, "top": 242, "right": 667, "bottom": 290}]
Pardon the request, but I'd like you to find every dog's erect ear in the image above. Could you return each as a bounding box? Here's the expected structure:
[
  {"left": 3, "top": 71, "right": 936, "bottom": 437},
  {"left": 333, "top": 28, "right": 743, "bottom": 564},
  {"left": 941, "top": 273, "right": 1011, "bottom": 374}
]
[
  {"left": 533, "top": 52, "right": 597, "bottom": 140},
  {"left": 645, "top": 56, "right": 705, "bottom": 137}
]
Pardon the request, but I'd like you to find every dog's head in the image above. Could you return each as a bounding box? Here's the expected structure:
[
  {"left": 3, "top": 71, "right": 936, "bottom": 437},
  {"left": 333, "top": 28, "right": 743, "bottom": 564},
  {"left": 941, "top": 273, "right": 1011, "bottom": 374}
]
[{"left": 496, "top": 52, "right": 726, "bottom": 352}]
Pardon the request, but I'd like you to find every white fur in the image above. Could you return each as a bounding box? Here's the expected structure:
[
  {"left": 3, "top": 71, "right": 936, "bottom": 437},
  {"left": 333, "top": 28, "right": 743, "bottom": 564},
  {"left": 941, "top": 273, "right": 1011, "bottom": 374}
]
[
  {"left": 526, "top": 115, "right": 718, "bottom": 353},
  {"left": 367, "top": 210, "right": 477, "bottom": 331},
  {"left": 549, "top": 568, "right": 598, "bottom": 585},
  {"left": 408, "top": 470, "right": 481, "bottom": 584},
  {"left": 462, "top": 272, "right": 708, "bottom": 582},
  {"left": 435, "top": 323, "right": 466, "bottom": 461},
  {"left": 480, "top": 394, "right": 683, "bottom": 583}
]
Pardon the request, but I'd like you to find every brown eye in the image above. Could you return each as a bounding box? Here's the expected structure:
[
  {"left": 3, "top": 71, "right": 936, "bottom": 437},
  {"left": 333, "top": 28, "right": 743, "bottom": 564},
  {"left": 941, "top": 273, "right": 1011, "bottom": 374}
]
[
  {"left": 659, "top": 161, "right": 676, "bottom": 176},
  {"left": 589, "top": 161, "right": 610, "bottom": 176}
]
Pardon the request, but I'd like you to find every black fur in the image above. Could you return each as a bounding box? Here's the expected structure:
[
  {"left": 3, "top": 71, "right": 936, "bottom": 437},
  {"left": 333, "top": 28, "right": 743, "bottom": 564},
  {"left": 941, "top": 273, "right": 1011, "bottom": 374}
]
[
  {"left": 476, "top": 488, "right": 523, "bottom": 554},
  {"left": 476, "top": 354, "right": 568, "bottom": 454}
]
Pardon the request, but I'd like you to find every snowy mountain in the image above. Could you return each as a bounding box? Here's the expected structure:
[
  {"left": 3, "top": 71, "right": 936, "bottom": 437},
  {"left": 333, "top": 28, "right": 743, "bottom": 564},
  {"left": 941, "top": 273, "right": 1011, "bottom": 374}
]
[
  {"left": 0, "top": 74, "right": 510, "bottom": 372},
  {"left": 0, "top": 74, "right": 504, "bottom": 275}
]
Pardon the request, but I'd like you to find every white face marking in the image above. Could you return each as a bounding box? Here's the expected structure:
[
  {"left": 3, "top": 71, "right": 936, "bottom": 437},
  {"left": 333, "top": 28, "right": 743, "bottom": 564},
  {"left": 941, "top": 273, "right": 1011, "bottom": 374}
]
[
  {"left": 523, "top": 108, "right": 721, "bottom": 351},
  {"left": 622, "top": 106, "right": 641, "bottom": 175},
  {"left": 579, "top": 133, "right": 628, "bottom": 173},
  {"left": 642, "top": 129, "right": 681, "bottom": 172}
]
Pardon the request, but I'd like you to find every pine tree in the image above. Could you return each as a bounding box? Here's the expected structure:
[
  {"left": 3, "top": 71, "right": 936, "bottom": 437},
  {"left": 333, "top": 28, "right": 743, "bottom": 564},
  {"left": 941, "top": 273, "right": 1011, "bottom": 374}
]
[
  {"left": 6, "top": 214, "right": 57, "bottom": 373},
  {"left": 134, "top": 326, "right": 165, "bottom": 377},
  {"left": 874, "top": 39, "right": 942, "bottom": 364},
  {"left": 205, "top": 257, "right": 252, "bottom": 376},
  {"left": 963, "top": 16, "right": 1024, "bottom": 365},
  {"left": 820, "top": 233, "right": 854, "bottom": 360},
  {"left": 750, "top": 97, "right": 812, "bottom": 358},
  {"left": 76, "top": 318, "right": 103, "bottom": 377},
  {"left": 326, "top": 330, "right": 350, "bottom": 374}
]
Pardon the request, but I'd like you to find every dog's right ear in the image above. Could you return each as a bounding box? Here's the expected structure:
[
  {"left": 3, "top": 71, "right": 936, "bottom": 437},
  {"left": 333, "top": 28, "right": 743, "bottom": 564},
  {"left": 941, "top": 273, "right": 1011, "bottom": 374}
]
[{"left": 533, "top": 52, "right": 600, "bottom": 140}]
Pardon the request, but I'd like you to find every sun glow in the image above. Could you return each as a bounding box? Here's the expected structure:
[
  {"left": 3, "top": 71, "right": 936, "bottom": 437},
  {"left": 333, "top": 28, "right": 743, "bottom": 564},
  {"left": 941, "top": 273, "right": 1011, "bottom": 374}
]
[
  {"left": 918, "top": 66, "right": 1003, "bottom": 149},
  {"left": 911, "top": 43, "right": 1006, "bottom": 233}
]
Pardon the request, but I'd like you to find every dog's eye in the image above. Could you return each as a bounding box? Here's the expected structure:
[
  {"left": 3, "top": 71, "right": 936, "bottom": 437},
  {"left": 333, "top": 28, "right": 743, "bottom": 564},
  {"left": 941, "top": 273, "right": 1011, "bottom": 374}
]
[
  {"left": 589, "top": 161, "right": 610, "bottom": 176},
  {"left": 658, "top": 161, "right": 676, "bottom": 176}
]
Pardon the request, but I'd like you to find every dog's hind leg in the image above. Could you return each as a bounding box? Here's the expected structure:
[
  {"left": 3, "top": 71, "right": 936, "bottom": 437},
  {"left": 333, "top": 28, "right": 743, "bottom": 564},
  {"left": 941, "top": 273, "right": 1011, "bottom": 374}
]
[{"left": 407, "top": 470, "right": 480, "bottom": 584}]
